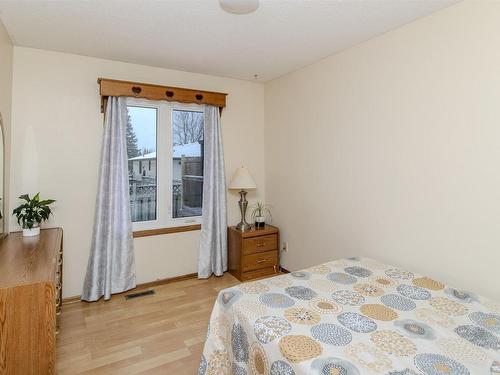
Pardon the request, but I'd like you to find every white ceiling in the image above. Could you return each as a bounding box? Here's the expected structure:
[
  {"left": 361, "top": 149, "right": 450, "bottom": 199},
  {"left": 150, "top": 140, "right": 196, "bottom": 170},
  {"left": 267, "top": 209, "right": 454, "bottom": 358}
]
[{"left": 0, "top": 0, "right": 457, "bottom": 82}]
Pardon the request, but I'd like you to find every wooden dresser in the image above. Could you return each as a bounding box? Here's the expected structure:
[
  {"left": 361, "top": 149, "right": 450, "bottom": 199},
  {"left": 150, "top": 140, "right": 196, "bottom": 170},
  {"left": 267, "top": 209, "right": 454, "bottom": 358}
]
[
  {"left": 228, "top": 225, "right": 280, "bottom": 281},
  {"left": 0, "top": 228, "right": 63, "bottom": 375}
]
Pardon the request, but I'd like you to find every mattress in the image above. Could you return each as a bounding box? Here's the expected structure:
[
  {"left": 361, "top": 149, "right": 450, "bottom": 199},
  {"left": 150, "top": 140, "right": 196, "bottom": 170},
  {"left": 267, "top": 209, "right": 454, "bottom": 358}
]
[{"left": 199, "top": 257, "right": 500, "bottom": 375}]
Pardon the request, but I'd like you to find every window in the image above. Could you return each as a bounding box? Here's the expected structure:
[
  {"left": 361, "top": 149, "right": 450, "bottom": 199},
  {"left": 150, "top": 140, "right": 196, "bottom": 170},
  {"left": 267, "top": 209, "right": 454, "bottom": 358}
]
[
  {"left": 127, "top": 106, "right": 157, "bottom": 222},
  {"left": 172, "top": 110, "right": 204, "bottom": 218},
  {"left": 126, "top": 98, "right": 204, "bottom": 231}
]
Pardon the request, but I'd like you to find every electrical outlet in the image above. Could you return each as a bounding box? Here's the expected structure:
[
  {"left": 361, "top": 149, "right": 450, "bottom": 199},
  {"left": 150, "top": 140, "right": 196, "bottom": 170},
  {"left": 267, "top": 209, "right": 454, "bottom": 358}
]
[{"left": 282, "top": 241, "right": 288, "bottom": 252}]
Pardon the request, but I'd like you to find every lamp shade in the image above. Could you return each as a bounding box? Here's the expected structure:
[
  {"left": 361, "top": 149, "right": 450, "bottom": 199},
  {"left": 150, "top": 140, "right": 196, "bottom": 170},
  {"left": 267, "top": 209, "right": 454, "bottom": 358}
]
[
  {"left": 220, "top": 0, "right": 259, "bottom": 14},
  {"left": 228, "top": 167, "right": 257, "bottom": 190}
]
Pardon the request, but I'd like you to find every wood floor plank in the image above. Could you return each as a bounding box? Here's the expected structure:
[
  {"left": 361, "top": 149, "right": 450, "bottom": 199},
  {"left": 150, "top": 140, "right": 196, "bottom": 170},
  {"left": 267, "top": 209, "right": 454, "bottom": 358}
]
[{"left": 57, "top": 347, "right": 142, "bottom": 374}]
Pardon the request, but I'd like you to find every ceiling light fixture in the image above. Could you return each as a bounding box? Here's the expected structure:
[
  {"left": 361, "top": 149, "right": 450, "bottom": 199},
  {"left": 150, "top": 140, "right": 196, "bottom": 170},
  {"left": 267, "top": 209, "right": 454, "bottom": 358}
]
[{"left": 220, "top": 0, "right": 259, "bottom": 15}]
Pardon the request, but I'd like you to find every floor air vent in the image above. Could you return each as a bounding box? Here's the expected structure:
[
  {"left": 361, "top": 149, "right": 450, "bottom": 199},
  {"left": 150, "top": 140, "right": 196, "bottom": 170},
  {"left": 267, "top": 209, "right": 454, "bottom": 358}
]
[{"left": 125, "top": 290, "right": 155, "bottom": 300}]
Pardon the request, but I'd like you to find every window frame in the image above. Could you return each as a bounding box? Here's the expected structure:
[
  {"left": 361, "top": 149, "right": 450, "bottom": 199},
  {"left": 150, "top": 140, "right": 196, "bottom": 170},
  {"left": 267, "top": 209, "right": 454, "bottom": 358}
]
[{"left": 126, "top": 97, "right": 205, "bottom": 234}]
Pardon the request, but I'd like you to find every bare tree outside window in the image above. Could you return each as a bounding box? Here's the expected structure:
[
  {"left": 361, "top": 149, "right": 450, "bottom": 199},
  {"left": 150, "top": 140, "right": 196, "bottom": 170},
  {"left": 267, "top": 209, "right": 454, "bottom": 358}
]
[{"left": 172, "top": 110, "right": 204, "bottom": 145}]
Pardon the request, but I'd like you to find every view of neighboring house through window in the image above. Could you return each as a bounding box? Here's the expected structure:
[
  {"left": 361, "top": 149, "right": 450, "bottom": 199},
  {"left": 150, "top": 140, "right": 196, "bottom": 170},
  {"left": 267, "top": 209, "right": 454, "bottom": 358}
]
[
  {"left": 172, "top": 110, "right": 204, "bottom": 219},
  {"left": 127, "top": 106, "right": 157, "bottom": 222},
  {"left": 126, "top": 99, "right": 204, "bottom": 229}
]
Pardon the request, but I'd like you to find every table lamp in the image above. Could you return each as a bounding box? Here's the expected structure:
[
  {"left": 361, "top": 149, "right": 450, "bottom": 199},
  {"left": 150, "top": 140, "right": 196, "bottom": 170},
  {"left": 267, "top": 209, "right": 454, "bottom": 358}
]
[{"left": 228, "top": 166, "right": 256, "bottom": 231}]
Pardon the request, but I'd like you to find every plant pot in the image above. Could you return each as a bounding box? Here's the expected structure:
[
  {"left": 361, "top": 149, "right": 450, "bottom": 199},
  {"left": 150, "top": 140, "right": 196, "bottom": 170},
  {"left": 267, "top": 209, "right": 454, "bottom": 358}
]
[
  {"left": 23, "top": 226, "right": 40, "bottom": 237},
  {"left": 254, "top": 216, "right": 265, "bottom": 228}
]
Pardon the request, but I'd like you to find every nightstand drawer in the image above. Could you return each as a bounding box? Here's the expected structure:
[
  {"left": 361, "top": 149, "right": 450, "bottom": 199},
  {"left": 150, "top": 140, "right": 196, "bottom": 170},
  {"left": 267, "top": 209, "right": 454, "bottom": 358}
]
[
  {"left": 242, "top": 250, "right": 278, "bottom": 272},
  {"left": 241, "top": 267, "right": 276, "bottom": 281},
  {"left": 243, "top": 234, "right": 278, "bottom": 255}
]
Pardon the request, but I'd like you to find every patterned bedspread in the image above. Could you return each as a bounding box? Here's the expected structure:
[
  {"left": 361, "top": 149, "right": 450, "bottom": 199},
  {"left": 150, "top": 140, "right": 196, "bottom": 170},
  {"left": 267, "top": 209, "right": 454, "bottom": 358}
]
[{"left": 199, "top": 257, "right": 500, "bottom": 375}]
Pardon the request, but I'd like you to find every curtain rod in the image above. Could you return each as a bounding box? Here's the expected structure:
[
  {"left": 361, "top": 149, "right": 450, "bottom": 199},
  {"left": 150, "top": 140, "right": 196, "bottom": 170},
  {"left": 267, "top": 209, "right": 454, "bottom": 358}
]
[{"left": 98, "top": 78, "right": 228, "bottom": 114}]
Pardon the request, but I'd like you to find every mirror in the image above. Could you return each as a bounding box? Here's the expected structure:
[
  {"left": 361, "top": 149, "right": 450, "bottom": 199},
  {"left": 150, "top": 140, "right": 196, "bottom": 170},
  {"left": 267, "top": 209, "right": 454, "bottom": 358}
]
[{"left": 0, "top": 113, "right": 4, "bottom": 240}]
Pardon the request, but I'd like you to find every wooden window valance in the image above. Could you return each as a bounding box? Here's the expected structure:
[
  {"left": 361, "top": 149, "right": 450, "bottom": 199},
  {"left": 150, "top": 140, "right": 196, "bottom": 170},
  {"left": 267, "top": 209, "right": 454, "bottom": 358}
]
[{"left": 98, "top": 78, "right": 227, "bottom": 113}]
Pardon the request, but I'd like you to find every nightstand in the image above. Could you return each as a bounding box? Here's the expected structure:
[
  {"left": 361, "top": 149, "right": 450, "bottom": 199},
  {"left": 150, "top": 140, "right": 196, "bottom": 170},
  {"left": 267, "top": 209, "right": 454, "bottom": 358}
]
[{"left": 227, "top": 225, "right": 280, "bottom": 281}]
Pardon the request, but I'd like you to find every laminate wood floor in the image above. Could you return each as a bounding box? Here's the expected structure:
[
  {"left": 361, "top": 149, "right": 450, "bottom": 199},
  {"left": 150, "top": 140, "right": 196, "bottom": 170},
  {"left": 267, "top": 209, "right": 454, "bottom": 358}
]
[{"left": 56, "top": 273, "right": 241, "bottom": 374}]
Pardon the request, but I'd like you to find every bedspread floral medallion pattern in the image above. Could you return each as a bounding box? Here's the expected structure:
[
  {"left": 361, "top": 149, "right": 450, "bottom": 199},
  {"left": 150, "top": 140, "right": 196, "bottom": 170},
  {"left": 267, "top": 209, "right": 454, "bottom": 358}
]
[{"left": 200, "top": 258, "right": 500, "bottom": 374}]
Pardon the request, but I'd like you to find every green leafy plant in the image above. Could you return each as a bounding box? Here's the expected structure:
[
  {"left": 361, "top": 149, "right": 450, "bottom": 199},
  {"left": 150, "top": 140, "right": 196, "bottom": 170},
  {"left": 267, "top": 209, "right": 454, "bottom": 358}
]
[
  {"left": 251, "top": 202, "right": 272, "bottom": 221},
  {"left": 12, "top": 193, "right": 56, "bottom": 229}
]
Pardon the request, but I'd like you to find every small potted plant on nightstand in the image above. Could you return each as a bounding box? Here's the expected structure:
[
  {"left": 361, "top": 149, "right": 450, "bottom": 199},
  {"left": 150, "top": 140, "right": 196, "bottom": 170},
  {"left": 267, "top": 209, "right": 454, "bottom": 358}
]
[
  {"left": 12, "top": 193, "right": 56, "bottom": 237},
  {"left": 251, "top": 202, "right": 272, "bottom": 229}
]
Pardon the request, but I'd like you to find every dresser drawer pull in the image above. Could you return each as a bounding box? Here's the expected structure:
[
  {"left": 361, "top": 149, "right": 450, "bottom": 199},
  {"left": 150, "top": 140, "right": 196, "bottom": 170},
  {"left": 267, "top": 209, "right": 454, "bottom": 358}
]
[
  {"left": 256, "top": 259, "right": 267, "bottom": 264},
  {"left": 58, "top": 258, "right": 63, "bottom": 266},
  {"left": 256, "top": 242, "right": 265, "bottom": 247},
  {"left": 56, "top": 298, "right": 61, "bottom": 308}
]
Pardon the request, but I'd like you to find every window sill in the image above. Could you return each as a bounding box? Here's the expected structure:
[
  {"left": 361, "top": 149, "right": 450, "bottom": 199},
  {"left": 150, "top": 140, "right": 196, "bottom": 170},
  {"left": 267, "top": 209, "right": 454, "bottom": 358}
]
[{"left": 133, "top": 224, "right": 201, "bottom": 238}]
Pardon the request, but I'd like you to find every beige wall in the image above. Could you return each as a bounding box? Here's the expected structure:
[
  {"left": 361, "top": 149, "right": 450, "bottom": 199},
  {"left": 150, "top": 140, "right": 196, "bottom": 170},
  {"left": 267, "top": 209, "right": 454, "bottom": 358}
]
[
  {"left": 11, "top": 47, "right": 265, "bottom": 297},
  {"left": 265, "top": 1, "right": 500, "bottom": 300},
  {"left": 0, "top": 20, "right": 12, "bottom": 235}
]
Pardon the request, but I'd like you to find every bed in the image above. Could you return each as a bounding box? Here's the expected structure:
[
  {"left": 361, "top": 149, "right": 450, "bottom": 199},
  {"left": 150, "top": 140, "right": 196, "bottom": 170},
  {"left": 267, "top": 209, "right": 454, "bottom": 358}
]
[{"left": 199, "top": 257, "right": 500, "bottom": 375}]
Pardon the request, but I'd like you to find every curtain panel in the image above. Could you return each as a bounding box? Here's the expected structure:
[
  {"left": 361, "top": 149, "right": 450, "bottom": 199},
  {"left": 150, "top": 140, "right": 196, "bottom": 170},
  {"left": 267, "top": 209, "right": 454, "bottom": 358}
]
[
  {"left": 82, "top": 96, "right": 136, "bottom": 301},
  {"left": 198, "top": 105, "right": 228, "bottom": 278}
]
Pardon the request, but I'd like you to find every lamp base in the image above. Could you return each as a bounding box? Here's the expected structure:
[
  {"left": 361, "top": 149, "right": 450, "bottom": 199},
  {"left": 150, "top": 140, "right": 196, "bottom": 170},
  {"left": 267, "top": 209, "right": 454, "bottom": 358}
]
[
  {"left": 235, "top": 222, "right": 252, "bottom": 232},
  {"left": 235, "top": 190, "right": 251, "bottom": 231}
]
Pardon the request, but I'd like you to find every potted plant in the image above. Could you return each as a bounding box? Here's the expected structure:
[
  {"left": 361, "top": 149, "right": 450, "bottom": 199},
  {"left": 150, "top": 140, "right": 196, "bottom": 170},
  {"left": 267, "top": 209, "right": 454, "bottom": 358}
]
[
  {"left": 251, "top": 202, "right": 272, "bottom": 228},
  {"left": 12, "top": 193, "right": 55, "bottom": 237}
]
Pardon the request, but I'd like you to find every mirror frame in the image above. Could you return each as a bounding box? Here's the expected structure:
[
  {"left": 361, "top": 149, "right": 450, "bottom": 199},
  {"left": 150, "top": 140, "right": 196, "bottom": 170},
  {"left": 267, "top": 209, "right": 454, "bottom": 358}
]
[{"left": 0, "top": 112, "right": 6, "bottom": 241}]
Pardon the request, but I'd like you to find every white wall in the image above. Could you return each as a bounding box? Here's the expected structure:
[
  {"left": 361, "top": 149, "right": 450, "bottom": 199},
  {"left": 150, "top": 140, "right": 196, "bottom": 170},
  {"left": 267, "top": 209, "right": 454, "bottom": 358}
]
[
  {"left": 11, "top": 47, "right": 265, "bottom": 298},
  {"left": 0, "top": 20, "right": 12, "bottom": 235},
  {"left": 265, "top": 1, "right": 500, "bottom": 300}
]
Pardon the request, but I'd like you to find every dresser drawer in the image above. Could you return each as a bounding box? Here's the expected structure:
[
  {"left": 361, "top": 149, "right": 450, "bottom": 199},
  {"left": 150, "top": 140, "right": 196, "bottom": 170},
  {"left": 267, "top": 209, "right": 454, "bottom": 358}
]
[
  {"left": 242, "top": 250, "right": 278, "bottom": 272},
  {"left": 243, "top": 234, "right": 278, "bottom": 255}
]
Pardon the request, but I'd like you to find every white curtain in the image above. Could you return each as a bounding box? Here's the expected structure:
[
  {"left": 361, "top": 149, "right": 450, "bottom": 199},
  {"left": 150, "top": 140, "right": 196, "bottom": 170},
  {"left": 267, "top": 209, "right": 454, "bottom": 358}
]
[
  {"left": 198, "top": 105, "right": 227, "bottom": 278},
  {"left": 82, "top": 96, "right": 136, "bottom": 301}
]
